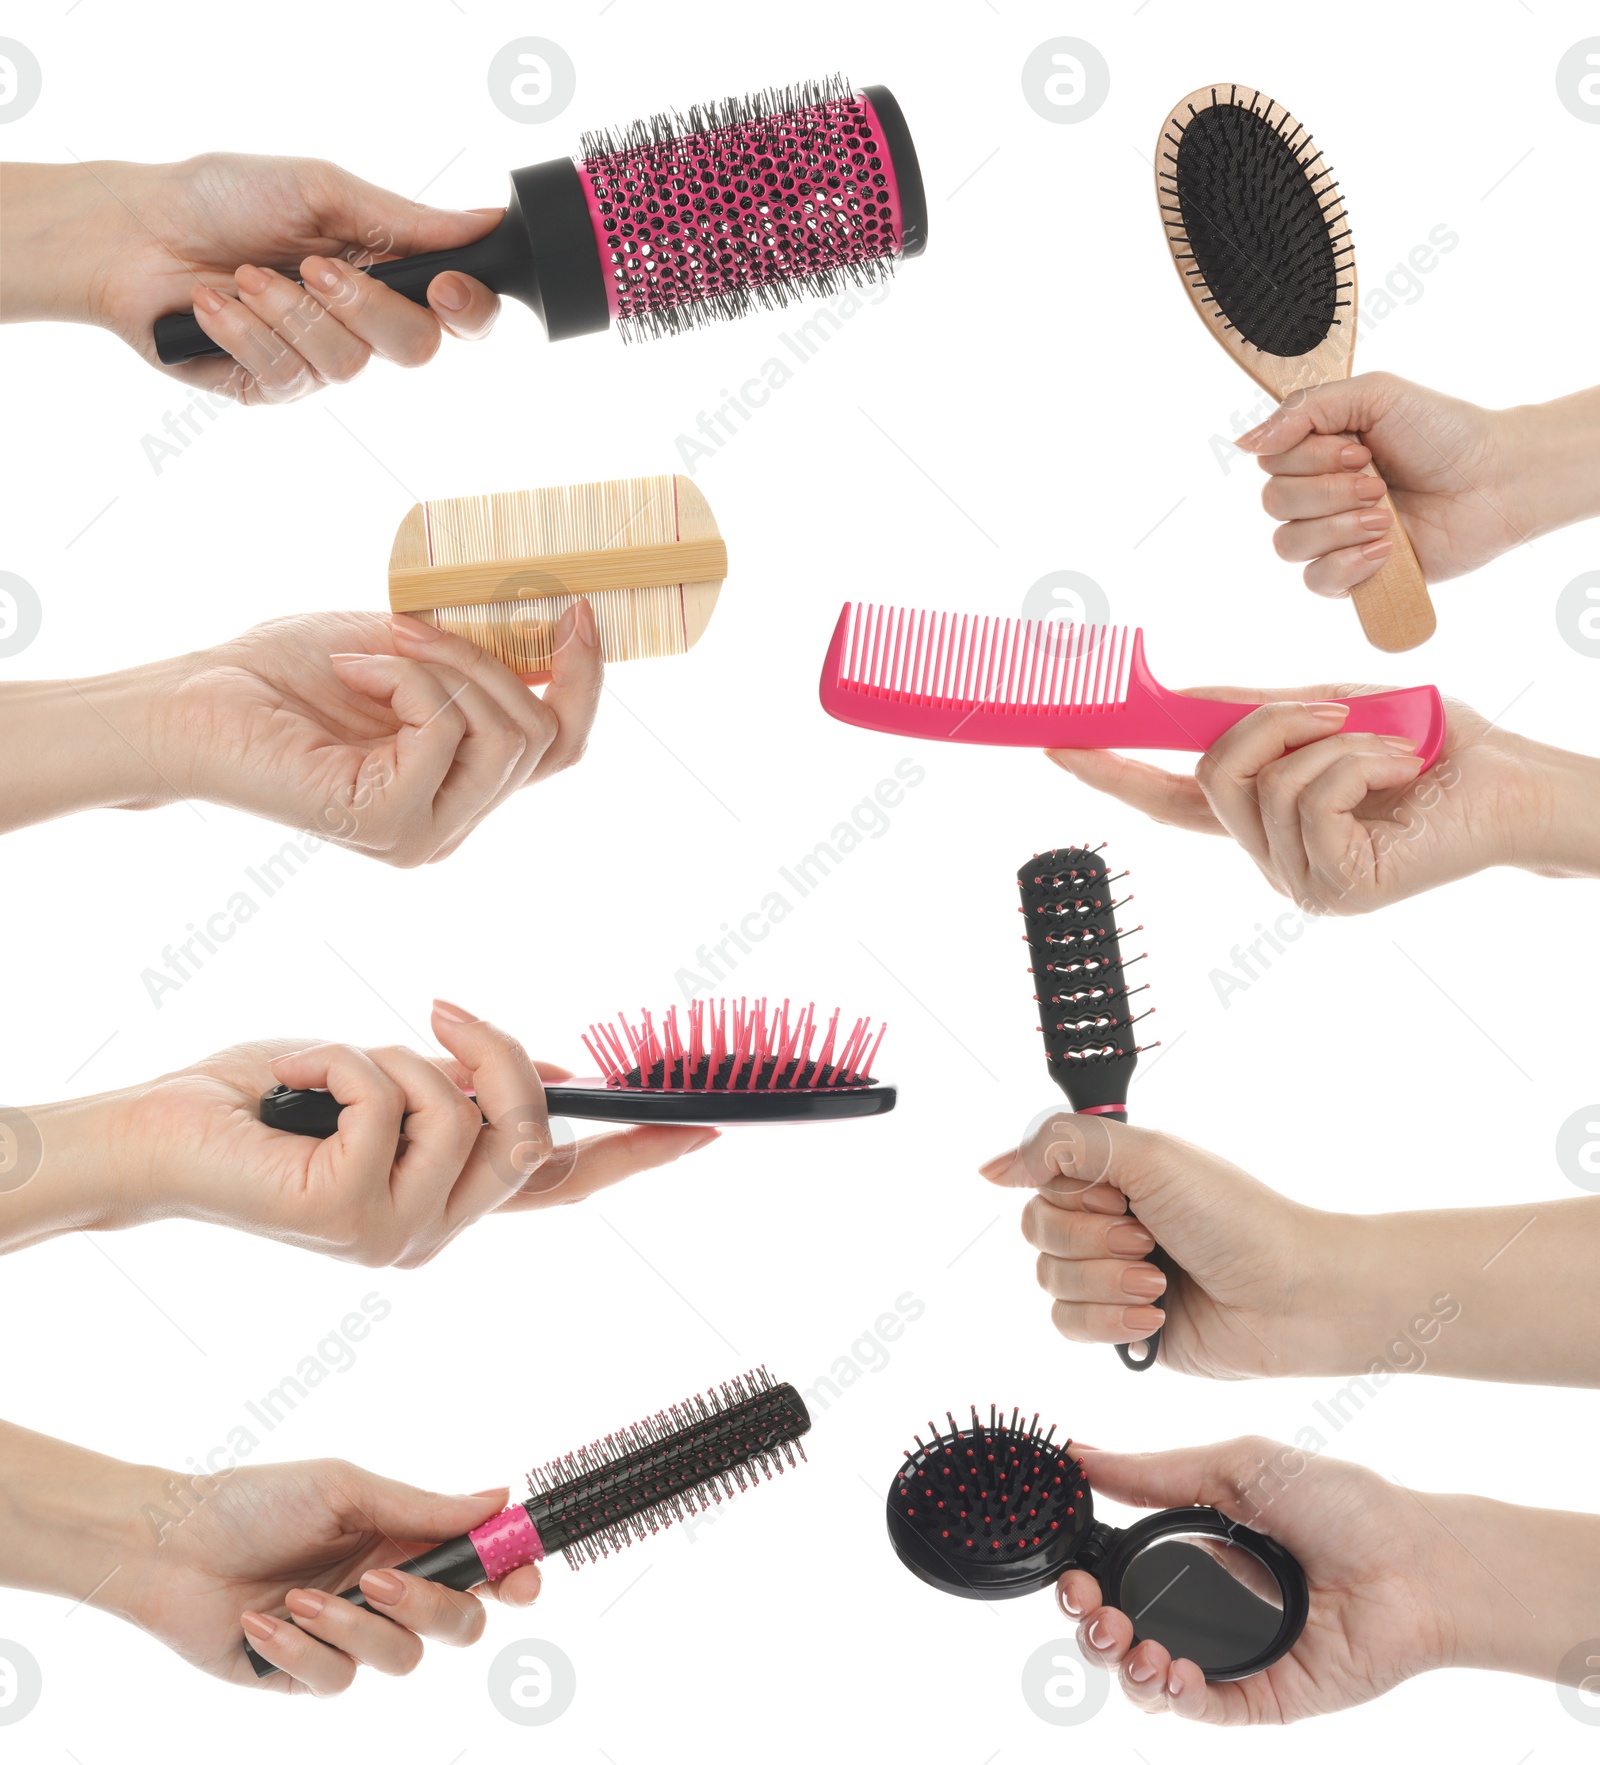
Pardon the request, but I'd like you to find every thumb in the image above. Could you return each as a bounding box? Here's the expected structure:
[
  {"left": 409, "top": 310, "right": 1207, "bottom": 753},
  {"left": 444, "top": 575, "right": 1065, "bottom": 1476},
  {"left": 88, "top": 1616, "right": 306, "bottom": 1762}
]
[
  {"left": 981, "top": 1114, "right": 1170, "bottom": 1214},
  {"left": 302, "top": 162, "right": 503, "bottom": 262},
  {"left": 1073, "top": 1438, "right": 1291, "bottom": 1523},
  {"left": 1233, "top": 374, "right": 1393, "bottom": 456},
  {"left": 331, "top": 1470, "right": 512, "bottom": 1543}
]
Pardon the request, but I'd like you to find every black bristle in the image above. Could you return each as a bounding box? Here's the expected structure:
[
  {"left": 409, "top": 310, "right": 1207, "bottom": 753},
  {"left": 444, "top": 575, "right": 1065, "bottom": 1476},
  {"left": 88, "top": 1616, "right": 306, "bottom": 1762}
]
[
  {"left": 1161, "top": 88, "right": 1348, "bottom": 358},
  {"left": 886, "top": 1407, "right": 1092, "bottom": 1599},
  {"left": 579, "top": 73, "right": 857, "bottom": 159},
  {"left": 1016, "top": 846, "right": 1154, "bottom": 1115},
  {"left": 526, "top": 1369, "right": 810, "bottom": 1567}
]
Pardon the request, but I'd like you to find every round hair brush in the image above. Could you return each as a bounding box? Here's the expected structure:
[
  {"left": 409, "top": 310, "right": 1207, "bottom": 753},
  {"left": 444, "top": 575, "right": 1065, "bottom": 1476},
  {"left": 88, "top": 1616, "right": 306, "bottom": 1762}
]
[
  {"left": 1017, "top": 846, "right": 1171, "bottom": 1371},
  {"left": 154, "top": 76, "right": 925, "bottom": 364},
  {"left": 1155, "top": 83, "right": 1435, "bottom": 653},
  {"left": 245, "top": 1368, "right": 809, "bottom": 1677},
  {"left": 885, "top": 1407, "right": 1308, "bottom": 1682}
]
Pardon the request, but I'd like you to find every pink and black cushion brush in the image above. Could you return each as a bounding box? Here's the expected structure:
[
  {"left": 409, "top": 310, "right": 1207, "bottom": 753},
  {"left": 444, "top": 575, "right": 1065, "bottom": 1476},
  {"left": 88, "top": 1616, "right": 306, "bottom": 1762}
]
[
  {"left": 1018, "top": 847, "right": 1172, "bottom": 1372},
  {"left": 262, "top": 997, "right": 894, "bottom": 1130},
  {"left": 155, "top": 77, "right": 925, "bottom": 363},
  {"left": 886, "top": 1407, "right": 1308, "bottom": 1682},
  {"left": 245, "top": 1368, "right": 809, "bottom": 1677}
]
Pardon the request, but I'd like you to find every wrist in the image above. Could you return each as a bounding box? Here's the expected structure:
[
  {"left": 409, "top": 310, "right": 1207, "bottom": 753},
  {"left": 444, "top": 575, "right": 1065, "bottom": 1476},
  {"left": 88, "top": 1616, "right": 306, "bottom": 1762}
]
[
  {"left": 1280, "top": 1208, "right": 1410, "bottom": 1377},
  {"left": 0, "top": 661, "right": 188, "bottom": 833},
  {"left": 0, "top": 1088, "right": 158, "bottom": 1254},
  {"left": 1500, "top": 388, "right": 1600, "bottom": 538},
  {"left": 1506, "top": 736, "right": 1600, "bottom": 880},
  {"left": 0, "top": 162, "right": 139, "bottom": 326},
  {"left": 0, "top": 1422, "right": 168, "bottom": 1620}
]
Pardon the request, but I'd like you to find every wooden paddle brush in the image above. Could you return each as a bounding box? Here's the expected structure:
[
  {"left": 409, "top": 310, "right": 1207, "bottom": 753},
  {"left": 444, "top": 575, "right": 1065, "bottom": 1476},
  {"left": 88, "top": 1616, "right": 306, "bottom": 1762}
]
[
  {"left": 388, "top": 473, "right": 726, "bottom": 678},
  {"left": 1155, "top": 83, "right": 1436, "bottom": 653}
]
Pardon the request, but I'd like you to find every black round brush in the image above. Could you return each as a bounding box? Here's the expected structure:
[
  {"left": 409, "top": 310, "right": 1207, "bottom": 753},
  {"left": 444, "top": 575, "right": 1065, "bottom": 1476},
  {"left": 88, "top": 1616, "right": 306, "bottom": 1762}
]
[
  {"left": 1017, "top": 846, "right": 1170, "bottom": 1371},
  {"left": 243, "top": 1369, "right": 809, "bottom": 1677}
]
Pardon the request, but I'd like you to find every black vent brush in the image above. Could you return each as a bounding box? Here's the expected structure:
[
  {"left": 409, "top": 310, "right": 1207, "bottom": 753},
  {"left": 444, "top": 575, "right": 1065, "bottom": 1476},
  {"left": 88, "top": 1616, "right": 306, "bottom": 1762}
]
[
  {"left": 1017, "top": 846, "right": 1171, "bottom": 1371},
  {"left": 155, "top": 76, "right": 925, "bottom": 363},
  {"left": 885, "top": 1406, "right": 1308, "bottom": 1682},
  {"left": 244, "top": 1368, "right": 809, "bottom": 1677},
  {"left": 1155, "top": 83, "right": 1435, "bottom": 652}
]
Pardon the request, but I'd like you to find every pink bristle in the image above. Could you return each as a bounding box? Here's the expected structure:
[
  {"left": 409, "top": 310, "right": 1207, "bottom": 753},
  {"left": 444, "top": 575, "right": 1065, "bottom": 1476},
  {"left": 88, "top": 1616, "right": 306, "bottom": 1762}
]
[
  {"left": 810, "top": 1009, "right": 841, "bottom": 1088},
  {"left": 860, "top": 1022, "right": 888, "bottom": 1080}
]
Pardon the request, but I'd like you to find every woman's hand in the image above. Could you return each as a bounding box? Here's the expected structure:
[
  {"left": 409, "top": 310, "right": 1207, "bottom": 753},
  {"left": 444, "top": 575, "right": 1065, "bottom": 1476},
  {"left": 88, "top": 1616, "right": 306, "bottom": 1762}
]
[
  {"left": 155, "top": 609, "right": 604, "bottom": 867},
  {"left": 980, "top": 1114, "right": 1338, "bottom": 1377},
  {"left": 1056, "top": 1438, "right": 1453, "bottom": 1723},
  {"left": 1233, "top": 373, "right": 1600, "bottom": 596},
  {"left": 1049, "top": 690, "right": 1600, "bottom": 914},
  {"left": 0, "top": 608, "right": 604, "bottom": 864},
  {"left": 1, "top": 157, "right": 501, "bottom": 403},
  {"left": 110, "top": 1001, "right": 716, "bottom": 1267},
  {"left": 130, "top": 1462, "right": 541, "bottom": 1694}
]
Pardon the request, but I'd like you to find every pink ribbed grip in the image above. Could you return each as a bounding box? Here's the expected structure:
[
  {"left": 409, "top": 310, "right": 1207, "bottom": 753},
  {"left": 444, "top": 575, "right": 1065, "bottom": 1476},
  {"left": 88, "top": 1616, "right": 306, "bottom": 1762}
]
[{"left": 468, "top": 1506, "right": 545, "bottom": 1580}]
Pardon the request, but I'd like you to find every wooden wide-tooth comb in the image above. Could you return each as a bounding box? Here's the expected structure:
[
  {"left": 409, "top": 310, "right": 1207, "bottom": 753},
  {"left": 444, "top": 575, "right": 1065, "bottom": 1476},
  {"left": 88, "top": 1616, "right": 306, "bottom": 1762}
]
[
  {"left": 818, "top": 603, "right": 1445, "bottom": 765},
  {"left": 1155, "top": 84, "right": 1436, "bottom": 653},
  {"left": 388, "top": 473, "right": 726, "bottom": 679}
]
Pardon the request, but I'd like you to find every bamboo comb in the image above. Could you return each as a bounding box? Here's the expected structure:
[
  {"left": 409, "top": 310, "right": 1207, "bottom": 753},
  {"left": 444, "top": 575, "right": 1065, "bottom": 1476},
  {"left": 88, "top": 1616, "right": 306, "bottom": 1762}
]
[
  {"left": 1155, "top": 83, "right": 1436, "bottom": 653},
  {"left": 387, "top": 473, "right": 727, "bottom": 678}
]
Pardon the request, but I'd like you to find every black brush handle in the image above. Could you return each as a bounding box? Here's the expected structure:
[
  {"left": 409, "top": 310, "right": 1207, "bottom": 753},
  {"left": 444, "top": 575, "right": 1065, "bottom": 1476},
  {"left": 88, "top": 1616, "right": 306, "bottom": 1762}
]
[
  {"left": 1089, "top": 1107, "right": 1169, "bottom": 1374},
  {"left": 245, "top": 1531, "right": 489, "bottom": 1679},
  {"left": 153, "top": 209, "right": 530, "bottom": 364},
  {"left": 258, "top": 1081, "right": 639, "bottom": 1137}
]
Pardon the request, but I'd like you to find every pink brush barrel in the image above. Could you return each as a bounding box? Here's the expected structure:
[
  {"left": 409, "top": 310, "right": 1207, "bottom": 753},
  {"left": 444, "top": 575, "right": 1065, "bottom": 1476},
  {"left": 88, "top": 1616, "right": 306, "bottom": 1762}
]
[
  {"left": 468, "top": 1506, "right": 545, "bottom": 1580},
  {"left": 574, "top": 81, "right": 924, "bottom": 338},
  {"left": 819, "top": 603, "right": 1445, "bottom": 768}
]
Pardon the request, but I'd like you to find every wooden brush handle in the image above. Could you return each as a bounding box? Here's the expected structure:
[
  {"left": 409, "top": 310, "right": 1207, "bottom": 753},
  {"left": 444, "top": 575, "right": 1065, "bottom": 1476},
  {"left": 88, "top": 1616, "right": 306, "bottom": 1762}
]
[{"left": 1348, "top": 477, "right": 1436, "bottom": 652}]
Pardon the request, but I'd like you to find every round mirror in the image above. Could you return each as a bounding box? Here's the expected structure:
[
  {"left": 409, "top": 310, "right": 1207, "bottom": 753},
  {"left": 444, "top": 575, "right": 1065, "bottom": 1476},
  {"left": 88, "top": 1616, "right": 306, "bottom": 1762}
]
[{"left": 1102, "top": 1511, "right": 1308, "bottom": 1682}]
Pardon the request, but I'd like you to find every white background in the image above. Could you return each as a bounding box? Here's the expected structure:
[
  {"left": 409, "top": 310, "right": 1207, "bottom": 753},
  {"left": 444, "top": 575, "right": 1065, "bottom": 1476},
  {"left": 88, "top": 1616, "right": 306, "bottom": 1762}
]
[{"left": 2, "top": 0, "right": 1599, "bottom": 1757}]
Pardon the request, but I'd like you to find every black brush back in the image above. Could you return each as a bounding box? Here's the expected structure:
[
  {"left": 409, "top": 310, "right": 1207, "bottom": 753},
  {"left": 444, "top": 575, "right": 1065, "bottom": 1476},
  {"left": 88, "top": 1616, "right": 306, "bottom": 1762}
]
[
  {"left": 1165, "top": 86, "right": 1351, "bottom": 357},
  {"left": 887, "top": 1406, "right": 1090, "bottom": 1599},
  {"left": 527, "top": 1371, "right": 811, "bottom": 1565},
  {"left": 1017, "top": 846, "right": 1147, "bottom": 1118}
]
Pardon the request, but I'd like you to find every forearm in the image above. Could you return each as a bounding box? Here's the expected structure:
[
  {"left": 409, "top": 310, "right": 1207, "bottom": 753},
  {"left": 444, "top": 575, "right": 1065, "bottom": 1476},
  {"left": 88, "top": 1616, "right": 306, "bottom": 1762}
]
[
  {"left": 0, "top": 162, "right": 129, "bottom": 325},
  {"left": 1430, "top": 1491, "right": 1600, "bottom": 1682},
  {"left": 0, "top": 1090, "right": 153, "bottom": 1254},
  {"left": 1502, "top": 385, "right": 1600, "bottom": 538},
  {"left": 0, "top": 1420, "right": 162, "bottom": 1620},
  {"left": 1331, "top": 1200, "right": 1600, "bottom": 1385},
  {"left": 0, "top": 665, "right": 182, "bottom": 834}
]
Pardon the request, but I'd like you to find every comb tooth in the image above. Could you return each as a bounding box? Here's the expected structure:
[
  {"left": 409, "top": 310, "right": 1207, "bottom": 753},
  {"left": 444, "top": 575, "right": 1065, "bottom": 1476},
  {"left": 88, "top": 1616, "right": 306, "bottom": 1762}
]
[
  {"left": 888, "top": 606, "right": 907, "bottom": 700},
  {"left": 908, "top": 608, "right": 929, "bottom": 702},
  {"left": 846, "top": 601, "right": 863, "bottom": 686}
]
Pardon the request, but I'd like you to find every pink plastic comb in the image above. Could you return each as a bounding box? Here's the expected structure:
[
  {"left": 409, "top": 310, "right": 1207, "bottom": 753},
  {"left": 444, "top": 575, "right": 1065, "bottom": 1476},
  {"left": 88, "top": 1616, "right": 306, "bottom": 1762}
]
[{"left": 818, "top": 603, "right": 1445, "bottom": 767}]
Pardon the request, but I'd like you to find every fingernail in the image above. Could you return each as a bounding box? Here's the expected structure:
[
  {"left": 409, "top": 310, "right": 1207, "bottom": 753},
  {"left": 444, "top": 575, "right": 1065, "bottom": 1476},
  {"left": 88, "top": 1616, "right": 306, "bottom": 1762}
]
[
  {"left": 1059, "top": 1586, "right": 1085, "bottom": 1616},
  {"left": 1381, "top": 736, "right": 1418, "bottom": 755},
  {"left": 978, "top": 1149, "right": 1017, "bottom": 1179},
  {"left": 471, "top": 1487, "right": 512, "bottom": 1502},
  {"left": 360, "top": 1570, "right": 404, "bottom": 1606},
  {"left": 507, "top": 1578, "right": 541, "bottom": 1607},
  {"left": 1167, "top": 1666, "right": 1185, "bottom": 1696},
  {"left": 1357, "top": 508, "right": 1392, "bottom": 531},
  {"left": 240, "top": 1612, "right": 276, "bottom": 1640},
  {"left": 1122, "top": 1305, "right": 1165, "bottom": 1332},
  {"left": 1339, "top": 443, "right": 1369, "bottom": 469},
  {"left": 1088, "top": 1617, "right": 1112, "bottom": 1648},
  {"left": 1360, "top": 538, "right": 1395, "bottom": 560},
  {"left": 234, "top": 264, "right": 271, "bottom": 296},
  {"left": 286, "top": 1589, "right": 326, "bottom": 1619},
  {"left": 304, "top": 256, "right": 343, "bottom": 292},
  {"left": 192, "top": 286, "right": 227, "bottom": 314},
  {"left": 1306, "top": 701, "right": 1351, "bottom": 723},
  {"left": 432, "top": 273, "right": 469, "bottom": 312},
  {"left": 1353, "top": 474, "right": 1386, "bottom": 502},
  {"left": 575, "top": 599, "right": 599, "bottom": 649},
  {"left": 1107, "top": 1222, "right": 1155, "bottom": 1255},
  {"left": 1121, "top": 1264, "right": 1167, "bottom": 1299},
  {"left": 433, "top": 999, "right": 479, "bottom": 1025},
  {"left": 1127, "top": 1655, "right": 1159, "bottom": 1683},
  {"left": 1234, "top": 419, "right": 1271, "bottom": 447},
  {"left": 391, "top": 612, "right": 442, "bottom": 642}
]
